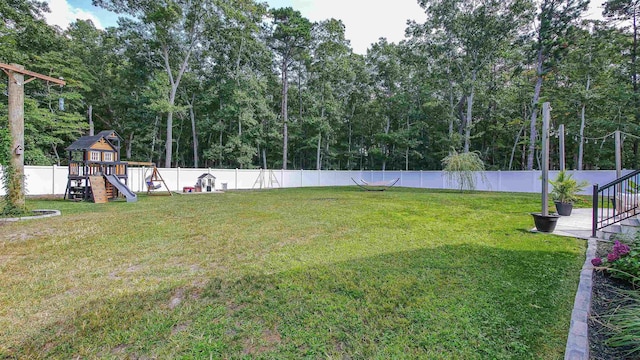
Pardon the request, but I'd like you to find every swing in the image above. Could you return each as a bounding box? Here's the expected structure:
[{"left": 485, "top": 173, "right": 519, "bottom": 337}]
[
  {"left": 145, "top": 168, "right": 163, "bottom": 190},
  {"left": 351, "top": 178, "right": 399, "bottom": 191}
]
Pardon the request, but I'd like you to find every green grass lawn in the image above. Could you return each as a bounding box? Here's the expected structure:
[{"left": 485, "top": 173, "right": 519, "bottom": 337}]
[{"left": 0, "top": 187, "right": 584, "bottom": 359}]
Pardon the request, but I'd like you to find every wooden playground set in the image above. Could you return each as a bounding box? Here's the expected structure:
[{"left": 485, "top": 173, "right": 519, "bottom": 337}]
[
  {"left": 63, "top": 130, "right": 170, "bottom": 203},
  {"left": 61, "top": 130, "right": 398, "bottom": 203}
]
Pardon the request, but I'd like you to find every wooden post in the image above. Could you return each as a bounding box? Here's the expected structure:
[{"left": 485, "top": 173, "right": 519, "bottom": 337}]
[
  {"left": 615, "top": 130, "right": 622, "bottom": 199},
  {"left": 1, "top": 63, "right": 65, "bottom": 211},
  {"left": 615, "top": 130, "right": 622, "bottom": 179},
  {"left": 559, "top": 124, "right": 565, "bottom": 171},
  {"left": 7, "top": 64, "right": 26, "bottom": 209},
  {"left": 541, "top": 102, "right": 551, "bottom": 216}
]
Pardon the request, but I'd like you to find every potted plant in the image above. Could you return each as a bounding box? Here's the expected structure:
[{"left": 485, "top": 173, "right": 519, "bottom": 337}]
[{"left": 549, "top": 170, "right": 588, "bottom": 216}]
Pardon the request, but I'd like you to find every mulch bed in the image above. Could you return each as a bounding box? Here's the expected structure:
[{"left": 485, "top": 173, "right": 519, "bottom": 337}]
[{"left": 589, "top": 241, "right": 637, "bottom": 360}]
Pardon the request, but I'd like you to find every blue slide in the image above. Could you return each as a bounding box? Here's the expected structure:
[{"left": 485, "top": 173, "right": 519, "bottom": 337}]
[{"left": 104, "top": 174, "right": 138, "bottom": 203}]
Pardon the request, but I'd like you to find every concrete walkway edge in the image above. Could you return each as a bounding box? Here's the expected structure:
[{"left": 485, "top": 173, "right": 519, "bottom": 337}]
[
  {"left": 0, "top": 209, "right": 61, "bottom": 222},
  {"left": 564, "top": 237, "right": 597, "bottom": 360}
]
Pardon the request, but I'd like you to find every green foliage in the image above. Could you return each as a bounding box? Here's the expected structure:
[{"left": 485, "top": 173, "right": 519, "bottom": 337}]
[
  {"left": 592, "top": 240, "right": 640, "bottom": 286},
  {"left": 2, "top": 0, "right": 638, "bottom": 172},
  {"left": 442, "top": 150, "right": 487, "bottom": 190},
  {"left": 0, "top": 129, "right": 9, "bottom": 165},
  {"left": 0, "top": 164, "right": 28, "bottom": 216},
  {"left": 549, "top": 170, "right": 588, "bottom": 203},
  {"left": 604, "top": 286, "right": 640, "bottom": 356}
]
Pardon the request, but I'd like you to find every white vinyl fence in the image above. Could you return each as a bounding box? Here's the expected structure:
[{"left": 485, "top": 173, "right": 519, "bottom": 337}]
[{"left": 0, "top": 165, "right": 632, "bottom": 196}]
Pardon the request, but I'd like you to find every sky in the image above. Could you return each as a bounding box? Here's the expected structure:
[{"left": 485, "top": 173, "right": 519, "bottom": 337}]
[{"left": 44, "top": 0, "right": 608, "bottom": 55}]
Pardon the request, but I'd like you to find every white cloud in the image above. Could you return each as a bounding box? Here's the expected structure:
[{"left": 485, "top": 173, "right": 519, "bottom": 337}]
[
  {"left": 43, "top": 0, "right": 104, "bottom": 30},
  {"left": 291, "top": 0, "right": 424, "bottom": 54},
  {"left": 285, "top": 0, "right": 608, "bottom": 55}
]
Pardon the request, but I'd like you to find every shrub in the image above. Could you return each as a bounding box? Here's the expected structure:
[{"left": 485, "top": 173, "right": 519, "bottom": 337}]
[
  {"left": 0, "top": 128, "right": 9, "bottom": 165},
  {"left": 592, "top": 240, "right": 640, "bottom": 286},
  {"left": 442, "top": 150, "right": 487, "bottom": 191},
  {"left": 549, "top": 170, "right": 588, "bottom": 203}
]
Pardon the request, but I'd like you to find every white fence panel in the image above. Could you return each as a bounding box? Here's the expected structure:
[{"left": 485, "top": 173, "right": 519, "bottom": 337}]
[
  {"left": 421, "top": 171, "right": 445, "bottom": 189},
  {"left": 0, "top": 166, "right": 636, "bottom": 196},
  {"left": 334, "top": 171, "right": 356, "bottom": 186}
]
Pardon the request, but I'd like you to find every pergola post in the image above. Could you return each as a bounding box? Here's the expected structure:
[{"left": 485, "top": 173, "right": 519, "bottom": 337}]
[
  {"left": 7, "top": 64, "right": 26, "bottom": 209},
  {"left": 1, "top": 62, "right": 65, "bottom": 211}
]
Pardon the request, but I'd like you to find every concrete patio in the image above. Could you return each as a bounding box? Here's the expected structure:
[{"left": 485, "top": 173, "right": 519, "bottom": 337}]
[{"left": 551, "top": 208, "right": 593, "bottom": 240}]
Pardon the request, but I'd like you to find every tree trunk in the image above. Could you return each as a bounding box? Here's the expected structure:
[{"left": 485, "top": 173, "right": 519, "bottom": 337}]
[
  {"left": 509, "top": 123, "right": 525, "bottom": 170},
  {"left": 262, "top": 148, "right": 267, "bottom": 169},
  {"left": 150, "top": 116, "right": 159, "bottom": 163},
  {"left": 383, "top": 112, "right": 391, "bottom": 171},
  {"left": 52, "top": 143, "right": 60, "bottom": 166},
  {"left": 578, "top": 76, "right": 591, "bottom": 170},
  {"left": 165, "top": 90, "right": 175, "bottom": 168},
  {"left": 162, "top": 44, "right": 193, "bottom": 168},
  {"left": 188, "top": 94, "right": 199, "bottom": 168},
  {"left": 88, "top": 104, "right": 94, "bottom": 136},
  {"left": 126, "top": 133, "right": 133, "bottom": 159},
  {"left": 527, "top": 51, "right": 544, "bottom": 170},
  {"left": 463, "top": 71, "right": 477, "bottom": 153},
  {"left": 316, "top": 132, "right": 322, "bottom": 170},
  {"left": 282, "top": 60, "right": 289, "bottom": 170}
]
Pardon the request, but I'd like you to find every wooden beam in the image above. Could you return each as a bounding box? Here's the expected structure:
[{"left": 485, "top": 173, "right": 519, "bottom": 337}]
[
  {"left": 8, "top": 65, "right": 26, "bottom": 208},
  {"left": 124, "top": 161, "right": 156, "bottom": 167},
  {"left": 0, "top": 62, "right": 66, "bottom": 85}
]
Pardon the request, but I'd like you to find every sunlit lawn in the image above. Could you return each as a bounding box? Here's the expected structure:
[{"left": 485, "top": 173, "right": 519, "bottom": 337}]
[{"left": 0, "top": 187, "right": 584, "bottom": 359}]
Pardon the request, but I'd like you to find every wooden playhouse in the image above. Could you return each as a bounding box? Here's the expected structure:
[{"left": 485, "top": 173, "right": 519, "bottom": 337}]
[{"left": 64, "top": 130, "right": 137, "bottom": 202}]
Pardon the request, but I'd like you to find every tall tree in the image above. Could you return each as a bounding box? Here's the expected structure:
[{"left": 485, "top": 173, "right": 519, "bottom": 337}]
[
  {"left": 416, "top": 0, "right": 533, "bottom": 153},
  {"left": 93, "top": 0, "right": 223, "bottom": 168},
  {"left": 526, "top": 0, "right": 588, "bottom": 170},
  {"left": 269, "top": 7, "right": 311, "bottom": 169},
  {"left": 604, "top": 0, "right": 640, "bottom": 166}
]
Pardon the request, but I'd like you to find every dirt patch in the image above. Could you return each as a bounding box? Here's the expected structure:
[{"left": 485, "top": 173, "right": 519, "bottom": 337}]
[
  {"left": 126, "top": 265, "right": 142, "bottom": 273},
  {"left": 171, "top": 322, "right": 191, "bottom": 336},
  {"left": 169, "top": 288, "right": 185, "bottom": 309},
  {"left": 242, "top": 327, "right": 282, "bottom": 355},
  {"left": 2, "top": 228, "right": 55, "bottom": 243},
  {"left": 111, "top": 344, "right": 128, "bottom": 355}
]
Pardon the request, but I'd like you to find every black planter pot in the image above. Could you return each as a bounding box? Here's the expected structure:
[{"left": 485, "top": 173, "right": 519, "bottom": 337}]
[
  {"left": 554, "top": 201, "right": 573, "bottom": 216},
  {"left": 531, "top": 213, "right": 561, "bottom": 233}
]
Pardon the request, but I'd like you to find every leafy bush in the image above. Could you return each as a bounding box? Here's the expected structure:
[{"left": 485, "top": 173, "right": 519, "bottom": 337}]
[
  {"left": 549, "top": 170, "right": 588, "bottom": 203},
  {"left": 442, "top": 150, "right": 487, "bottom": 191},
  {"left": 0, "top": 128, "right": 9, "bottom": 165},
  {"left": 593, "top": 239, "right": 640, "bottom": 356},
  {"left": 592, "top": 240, "right": 640, "bottom": 286}
]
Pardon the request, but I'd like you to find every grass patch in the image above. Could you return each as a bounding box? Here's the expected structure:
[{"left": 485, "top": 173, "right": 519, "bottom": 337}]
[{"left": 0, "top": 187, "right": 584, "bottom": 358}]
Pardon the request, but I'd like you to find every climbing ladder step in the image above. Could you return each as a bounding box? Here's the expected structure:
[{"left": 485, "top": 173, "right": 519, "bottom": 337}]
[{"left": 89, "top": 176, "right": 108, "bottom": 203}]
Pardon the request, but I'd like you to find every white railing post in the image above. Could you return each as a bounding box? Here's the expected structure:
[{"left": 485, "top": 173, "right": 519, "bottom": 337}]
[{"left": 235, "top": 168, "right": 238, "bottom": 189}]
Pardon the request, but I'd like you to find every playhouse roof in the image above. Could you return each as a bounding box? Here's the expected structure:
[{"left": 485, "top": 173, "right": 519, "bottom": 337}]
[
  {"left": 66, "top": 130, "right": 120, "bottom": 151},
  {"left": 198, "top": 173, "right": 216, "bottom": 179}
]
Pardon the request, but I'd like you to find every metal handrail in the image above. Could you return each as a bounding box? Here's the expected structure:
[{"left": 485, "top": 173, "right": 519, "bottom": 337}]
[{"left": 592, "top": 169, "right": 640, "bottom": 237}]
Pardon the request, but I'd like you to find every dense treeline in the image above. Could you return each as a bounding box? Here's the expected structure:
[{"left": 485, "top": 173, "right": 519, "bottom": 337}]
[{"left": 1, "top": 0, "right": 639, "bottom": 171}]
